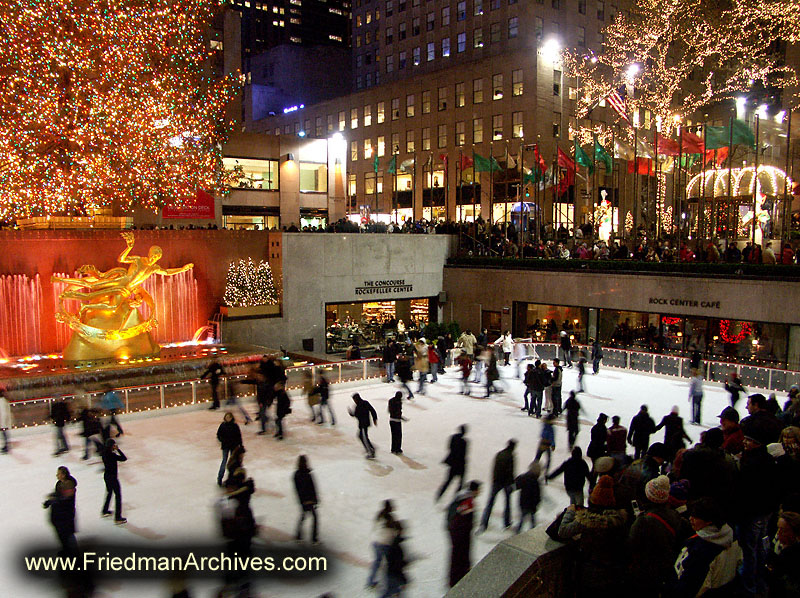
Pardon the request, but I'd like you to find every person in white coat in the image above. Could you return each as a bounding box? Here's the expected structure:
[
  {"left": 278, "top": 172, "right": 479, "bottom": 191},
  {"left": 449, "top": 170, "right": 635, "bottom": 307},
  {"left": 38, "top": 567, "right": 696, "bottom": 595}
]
[
  {"left": 0, "top": 393, "right": 12, "bottom": 453},
  {"left": 499, "top": 331, "right": 514, "bottom": 366}
]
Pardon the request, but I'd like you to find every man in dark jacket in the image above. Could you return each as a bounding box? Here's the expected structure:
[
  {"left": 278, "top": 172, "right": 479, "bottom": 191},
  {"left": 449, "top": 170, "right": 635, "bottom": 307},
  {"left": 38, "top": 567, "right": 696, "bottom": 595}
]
[
  {"left": 655, "top": 406, "right": 692, "bottom": 461},
  {"left": 740, "top": 393, "right": 784, "bottom": 446},
  {"left": 216, "top": 412, "right": 243, "bottom": 486},
  {"left": 529, "top": 360, "right": 548, "bottom": 417},
  {"left": 383, "top": 341, "right": 398, "bottom": 382},
  {"left": 515, "top": 462, "right": 541, "bottom": 532},
  {"left": 44, "top": 466, "right": 78, "bottom": 555},
  {"left": 274, "top": 384, "right": 291, "bottom": 440},
  {"left": 550, "top": 359, "right": 564, "bottom": 415},
  {"left": 50, "top": 398, "right": 71, "bottom": 456},
  {"left": 559, "top": 331, "right": 573, "bottom": 367},
  {"left": 201, "top": 359, "right": 225, "bottom": 410},
  {"left": 628, "top": 405, "right": 657, "bottom": 459},
  {"left": 437, "top": 425, "right": 468, "bottom": 501},
  {"left": 590, "top": 338, "right": 603, "bottom": 374},
  {"left": 564, "top": 391, "right": 582, "bottom": 449},
  {"left": 388, "top": 391, "right": 408, "bottom": 454},
  {"left": 719, "top": 407, "right": 744, "bottom": 456},
  {"left": 679, "top": 428, "right": 735, "bottom": 507},
  {"left": 293, "top": 455, "right": 318, "bottom": 543},
  {"left": 548, "top": 446, "right": 591, "bottom": 506},
  {"left": 349, "top": 393, "right": 378, "bottom": 458},
  {"left": 395, "top": 354, "right": 414, "bottom": 399},
  {"left": 101, "top": 438, "right": 127, "bottom": 523},
  {"left": 479, "top": 439, "right": 516, "bottom": 531},
  {"left": 587, "top": 413, "right": 609, "bottom": 463},
  {"left": 448, "top": 481, "right": 481, "bottom": 587}
]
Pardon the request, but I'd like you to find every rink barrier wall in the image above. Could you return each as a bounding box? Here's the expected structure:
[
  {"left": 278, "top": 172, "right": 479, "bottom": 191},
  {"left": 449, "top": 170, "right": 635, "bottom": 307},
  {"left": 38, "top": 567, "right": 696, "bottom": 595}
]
[{"left": 4, "top": 358, "right": 385, "bottom": 429}]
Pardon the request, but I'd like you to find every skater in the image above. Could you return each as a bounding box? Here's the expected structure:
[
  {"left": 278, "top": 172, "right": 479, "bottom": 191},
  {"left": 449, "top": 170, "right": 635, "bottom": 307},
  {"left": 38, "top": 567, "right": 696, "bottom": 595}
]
[
  {"left": 293, "top": 455, "right": 319, "bottom": 543},
  {"left": 201, "top": 359, "right": 225, "bottom": 410},
  {"left": 607, "top": 415, "right": 628, "bottom": 466},
  {"left": 274, "top": 382, "right": 291, "bottom": 440},
  {"left": 395, "top": 354, "right": 414, "bottom": 400},
  {"left": 456, "top": 329, "right": 477, "bottom": 360},
  {"left": 559, "top": 331, "right": 573, "bottom": 367},
  {"left": 367, "top": 500, "right": 396, "bottom": 588},
  {"left": 539, "top": 361, "right": 553, "bottom": 414},
  {"left": 100, "top": 386, "right": 124, "bottom": 437},
  {"left": 550, "top": 359, "right": 563, "bottom": 415},
  {"left": 349, "top": 393, "right": 378, "bottom": 458},
  {"left": 547, "top": 446, "right": 591, "bottom": 507},
  {"left": 689, "top": 372, "right": 704, "bottom": 425},
  {"left": 479, "top": 439, "right": 516, "bottom": 531},
  {"left": 216, "top": 412, "right": 242, "bottom": 486},
  {"left": 564, "top": 391, "right": 582, "bottom": 450},
  {"left": 0, "top": 392, "right": 12, "bottom": 454},
  {"left": 521, "top": 363, "right": 535, "bottom": 413},
  {"left": 590, "top": 338, "right": 603, "bottom": 374},
  {"left": 78, "top": 400, "right": 103, "bottom": 460},
  {"left": 310, "top": 372, "right": 334, "bottom": 425},
  {"left": 428, "top": 341, "right": 440, "bottom": 383},
  {"left": 456, "top": 351, "right": 472, "bottom": 395},
  {"left": 447, "top": 480, "right": 481, "bottom": 587},
  {"left": 50, "top": 397, "right": 71, "bottom": 455},
  {"left": 485, "top": 351, "right": 500, "bottom": 398},
  {"left": 224, "top": 379, "right": 252, "bottom": 424},
  {"left": 515, "top": 462, "right": 541, "bottom": 533},
  {"left": 528, "top": 360, "right": 545, "bottom": 417},
  {"left": 383, "top": 340, "right": 398, "bottom": 383},
  {"left": 436, "top": 425, "right": 468, "bottom": 501},
  {"left": 382, "top": 520, "right": 408, "bottom": 597},
  {"left": 303, "top": 371, "right": 321, "bottom": 424},
  {"left": 587, "top": 413, "right": 609, "bottom": 488},
  {"left": 628, "top": 405, "right": 656, "bottom": 460},
  {"left": 534, "top": 414, "right": 556, "bottom": 476},
  {"left": 576, "top": 352, "right": 587, "bottom": 393},
  {"left": 724, "top": 371, "right": 745, "bottom": 409},
  {"left": 101, "top": 438, "right": 127, "bottom": 523},
  {"left": 43, "top": 466, "right": 78, "bottom": 555},
  {"left": 388, "top": 391, "right": 408, "bottom": 455},
  {"left": 655, "top": 406, "right": 692, "bottom": 462},
  {"left": 472, "top": 345, "right": 486, "bottom": 383},
  {"left": 252, "top": 366, "right": 274, "bottom": 436},
  {"left": 499, "top": 330, "right": 513, "bottom": 366},
  {"left": 413, "top": 337, "right": 428, "bottom": 395}
]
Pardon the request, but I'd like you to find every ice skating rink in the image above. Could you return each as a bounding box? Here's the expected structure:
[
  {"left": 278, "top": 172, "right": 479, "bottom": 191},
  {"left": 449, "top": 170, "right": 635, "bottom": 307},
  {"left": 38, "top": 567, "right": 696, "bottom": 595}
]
[{"left": 3, "top": 363, "right": 744, "bottom": 598}]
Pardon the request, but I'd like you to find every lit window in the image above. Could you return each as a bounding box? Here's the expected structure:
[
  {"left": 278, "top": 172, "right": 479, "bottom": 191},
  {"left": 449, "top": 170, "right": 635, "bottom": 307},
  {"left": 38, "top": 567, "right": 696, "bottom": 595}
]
[
  {"left": 456, "top": 82, "right": 465, "bottom": 107},
  {"left": 473, "top": 78, "right": 483, "bottom": 103},
  {"left": 508, "top": 16, "right": 518, "bottom": 38},
  {"left": 456, "top": 121, "right": 465, "bottom": 146},
  {"left": 512, "top": 69, "right": 523, "bottom": 96},
  {"left": 364, "top": 105, "right": 372, "bottom": 126},
  {"left": 474, "top": 28, "right": 483, "bottom": 48},
  {"left": 406, "top": 94, "right": 415, "bottom": 117},
  {"left": 473, "top": 118, "right": 483, "bottom": 143},
  {"left": 457, "top": 32, "right": 466, "bottom": 52},
  {"left": 492, "top": 73, "right": 503, "bottom": 100},
  {"left": 512, "top": 111, "right": 523, "bottom": 138},
  {"left": 378, "top": 136, "right": 385, "bottom": 156},
  {"left": 364, "top": 139, "right": 373, "bottom": 160},
  {"left": 406, "top": 130, "right": 415, "bottom": 153},
  {"left": 438, "top": 124, "right": 447, "bottom": 148},
  {"left": 422, "top": 127, "right": 431, "bottom": 150},
  {"left": 492, "top": 114, "right": 503, "bottom": 140},
  {"left": 442, "top": 37, "right": 450, "bottom": 57},
  {"left": 378, "top": 101, "right": 385, "bottom": 123},
  {"left": 422, "top": 90, "right": 431, "bottom": 113},
  {"left": 351, "top": 108, "right": 359, "bottom": 129}
]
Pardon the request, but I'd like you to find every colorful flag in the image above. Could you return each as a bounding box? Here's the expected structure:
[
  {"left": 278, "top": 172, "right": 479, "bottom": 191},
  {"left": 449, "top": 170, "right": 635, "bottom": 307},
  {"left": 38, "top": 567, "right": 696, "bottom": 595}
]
[
  {"left": 473, "top": 151, "right": 501, "bottom": 172},
  {"left": 731, "top": 119, "right": 756, "bottom": 149},
  {"left": 594, "top": 140, "right": 613, "bottom": 174},
  {"left": 627, "top": 158, "right": 653, "bottom": 175},
  {"left": 399, "top": 158, "right": 415, "bottom": 173},
  {"left": 506, "top": 154, "right": 517, "bottom": 169},
  {"left": 655, "top": 132, "right": 680, "bottom": 156},
  {"left": 459, "top": 153, "right": 474, "bottom": 171},
  {"left": 372, "top": 154, "right": 379, "bottom": 173},
  {"left": 533, "top": 144, "right": 547, "bottom": 174},
  {"left": 557, "top": 147, "right": 575, "bottom": 170},
  {"left": 704, "top": 125, "right": 730, "bottom": 150},
  {"left": 522, "top": 167, "right": 540, "bottom": 185},
  {"left": 575, "top": 141, "right": 594, "bottom": 174},
  {"left": 387, "top": 155, "right": 397, "bottom": 174},
  {"left": 635, "top": 137, "right": 655, "bottom": 159},
  {"left": 613, "top": 138, "right": 635, "bottom": 160},
  {"left": 557, "top": 147, "right": 575, "bottom": 196},
  {"left": 704, "top": 146, "right": 729, "bottom": 166},
  {"left": 681, "top": 130, "right": 704, "bottom": 154},
  {"left": 607, "top": 86, "right": 631, "bottom": 126}
]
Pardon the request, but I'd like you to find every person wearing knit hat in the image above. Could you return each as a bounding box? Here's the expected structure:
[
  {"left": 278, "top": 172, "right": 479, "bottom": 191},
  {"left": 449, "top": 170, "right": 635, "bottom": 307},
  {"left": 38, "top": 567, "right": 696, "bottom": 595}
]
[
  {"left": 645, "top": 475, "right": 671, "bottom": 504},
  {"left": 589, "top": 475, "right": 616, "bottom": 508},
  {"left": 593, "top": 456, "right": 615, "bottom": 475},
  {"left": 668, "top": 480, "right": 691, "bottom": 513}
]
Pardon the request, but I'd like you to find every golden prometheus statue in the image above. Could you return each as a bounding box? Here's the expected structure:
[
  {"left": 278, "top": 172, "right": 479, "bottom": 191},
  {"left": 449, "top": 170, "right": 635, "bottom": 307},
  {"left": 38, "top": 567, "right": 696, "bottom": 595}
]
[{"left": 52, "top": 232, "right": 193, "bottom": 362}]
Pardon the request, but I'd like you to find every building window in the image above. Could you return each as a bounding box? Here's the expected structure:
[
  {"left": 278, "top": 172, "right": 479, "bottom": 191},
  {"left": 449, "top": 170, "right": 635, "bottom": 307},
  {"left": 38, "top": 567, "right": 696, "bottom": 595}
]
[
  {"left": 457, "top": 1, "right": 466, "bottom": 20},
  {"left": 442, "top": 37, "right": 451, "bottom": 57},
  {"left": 473, "top": 118, "right": 483, "bottom": 143},
  {"left": 457, "top": 32, "right": 466, "bottom": 52},
  {"left": 474, "top": 0, "right": 483, "bottom": 15},
  {"left": 438, "top": 124, "right": 447, "bottom": 148},
  {"left": 490, "top": 22, "right": 500, "bottom": 43},
  {"left": 553, "top": 112, "right": 561, "bottom": 138},
  {"left": 551, "top": 0, "right": 559, "bottom": 8},
  {"left": 399, "top": 0, "right": 406, "bottom": 11},
  {"left": 399, "top": 22, "right": 406, "bottom": 40},
  {"left": 392, "top": 97, "right": 400, "bottom": 120},
  {"left": 438, "top": 86, "right": 448, "bottom": 111},
  {"left": 492, "top": 114, "right": 503, "bottom": 140},
  {"left": 427, "top": 42, "right": 435, "bottom": 61},
  {"left": 338, "top": 111, "right": 346, "bottom": 131},
  {"left": 304, "top": 119, "right": 310, "bottom": 133},
  {"left": 413, "top": 46, "right": 421, "bottom": 65},
  {"left": 327, "top": 114, "right": 334, "bottom": 133},
  {"left": 315, "top": 116, "right": 323, "bottom": 137},
  {"left": 597, "top": 0, "right": 605, "bottom": 19},
  {"left": 356, "top": 14, "right": 362, "bottom": 26},
  {"left": 356, "top": 54, "right": 363, "bottom": 68},
  {"left": 412, "top": 16, "right": 420, "bottom": 35},
  {"left": 378, "top": 101, "right": 385, "bottom": 123},
  {"left": 386, "top": 55, "right": 394, "bottom": 72},
  {"left": 492, "top": 73, "right": 503, "bottom": 100},
  {"left": 351, "top": 108, "right": 359, "bottom": 129},
  {"left": 422, "top": 90, "right": 431, "bottom": 113},
  {"left": 441, "top": 5, "right": 450, "bottom": 25},
  {"left": 366, "top": 72, "right": 373, "bottom": 87},
  {"left": 456, "top": 121, "right": 465, "bottom": 146},
  {"left": 473, "top": 78, "right": 483, "bottom": 103},
  {"left": 378, "top": 135, "right": 386, "bottom": 157},
  {"left": 386, "top": 0, "right": 393, "bottom": 16},
  {"left": 578, "top": 26, "right": 585, "bottom": 46},
  {"left": 490, "top": 0, "right": 500, "bottom": 8},
  {"left": 386, "top": 26, "right": 393, "bottom": 44},
  {"left": 399, "top": 50, "right": 407, "bottom": 69},
  {"left": 422, "top": 127, "right": 431, "bottom": 150},
  {"left": 508, "top": 16, "right": 518, "bottom": 38},
  {"left": 351, "top": 140, "right": 358, "bottom": 161},
  {"left": 512, "top": 111, "right": 523, "bottom": 138},
  {"left": 512, "top": 69, "right": 523, "bottom": 96},
  {"left": 392, "top": 132, "right": 399, "bottom": 153},
  {"left": 364, "top": 105, "right": 372, "bottom": 126},
  {"left": 535, "top": 17, "right": 543, "bottom": 40},
  {"left": 356, "top": 35, "right": 362, "bottom": 48},
  {"left": 473, "top": 28, "right": 483, "bottom": 48},
  {"left": 406, "top": 130, "right": 415, "bottom": 153},
  {"left": 406, "top": 94, "right": 415, "bottom": 117},
  {"left": 427, "top": 11, "right": 435, "bottom": 31},
  {"left": 578, "top": 0, "right": 585, "bottom": 13},
  {"left": 366, "top": 10, "right": 372, "bottom": 23},
  {"left": 364, "top": 138, "right": 373, "bottom": 160},
  {"left": 553, "top": 69, "right": 561, "bottom": 96},
  {"left": 456, "top": 82, "right": 465, "bottom": 107},
  {"left": 348, "top": 173, "right": 356, "bottom": 197}
]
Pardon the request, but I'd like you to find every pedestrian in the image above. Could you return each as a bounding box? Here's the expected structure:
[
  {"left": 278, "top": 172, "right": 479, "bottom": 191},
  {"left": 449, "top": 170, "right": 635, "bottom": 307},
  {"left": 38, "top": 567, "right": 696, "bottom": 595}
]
[
  {"left": 395, "top": 354, "right": 414, "bottom": 400},
  {"left": 607, "top": 415, "right": 628, "bottom": 466},
  {"left": 456, "top": 329, "right": 477, "bottom": 360},
  {"left": 456, "top": 351, "right": 472, "bottom": 395},
  {"left": 383, "top": 340, "right": 398, "bottom": 383},
  {"left": 689, "top": 372, "right": 704, "bottom": 425},
  {"left": 472, "top": 345, "right": 486, "bottom": 382},
  {"left": 413, "top": 338, "right": 429, "bottom": 395},
  {"left": 0, "top": 392, "right": 12, "bottom": 454},
  {"left": 293, "top": 455, "right": 319, "bottom": 543},
  {"left": 550, "top": 359, "right": 563, "bottom": 415},
  {"left": 587, "top": 413, "right": 609, "bottom": 488},
  {"left": 252, "top": 367, "right": 273, "bottom": 436},
  {"left": 310, "top": 372, "right": 335, "bottom": 425},
  {"left": 768, "top": 510, "right": 800, "bottom": 598},
  {"left": 201, "top": 359, "right": 225, "bottom": 410},
  {"left": 447, "top": 480, "right": 481, "bottom": 587},
  {"left": 367, "top": 500, "right": 396, "bottom": 589},
  {"left": 427, "top": 341, "right": 440, "bottom": 383},
  {"left": 655, "top": 406, "right": 692, "bottom": 462},
  {"left": 540, "top": 361, "right": 554, "bottom": 414},
  {"left": 547, "top": 446, "right": 591, "bottom": 507},
  {"left": 564, "top": 391, "right": 582, "bottom": 449},
  {"left": 100, "top": 386, "right": 124, "bottom": 437},
  {"left": 274, "top": 383, "right": 291, "bottom": 440},
  {"left": 50, "top": 397, "right": 71, "bottom": 456},
  {"left": 590, "top": 338, "right": 603, "bottom": 374},
  {"left": 740, "top": 393, "right": 783, "bottom": 446},
  {"left": 499, "top": 330, "right": 513, "bottom": 366},
  {"left": 479, "top": 439, "right": 516, "bottom": 532},
  {"left": 216, "top": 412, "right": 242, "bottom": 486},
  {"left": 628, "top": 405, "right": 657, "bottom": 460},
  {"left": 528, "top": 359, "right": 545, "bottom": 417},
  {"left": 559, "top": 331, "right": 573, "bottom": 367},
  {"left": 101, "top": 438, "right": 127, "bottom": 524},
  {"left": 43, "top": 466, "right": 78, "bottom": 555},
  {"left": 224, "top": 379, "right": 252, "bottom": 425},
  {"left": 521, "top": 363, "right": 535, "bottom": 413},
  {"left": 724, "top": 371, "right": 745, "bottom": 409},
  {"left": 515, "top": 462, "right": 541, "bottom": 533},
  {"left": 349, "top": 393, "right": 378, "bottom": 459},
  {"left": 78, "top": 400, "right": 103, "bottom": 460},
  {"left": 436, "top": 425, "right": 468, "bottom": 501},
  {"left": 534, "top": 414, "right": 556, "bottom": 476},
  {"left": 388, "top": 391, "right": 408, "bottom": 455},
  {"left": 576, "top": 352, "right": 587, "bottom": 392},
  {"left": 381, "top": 520, "right": 408, "bottom": 598},
  {"left": 485, "top": 351, "right": 500, "bottom": 398}
]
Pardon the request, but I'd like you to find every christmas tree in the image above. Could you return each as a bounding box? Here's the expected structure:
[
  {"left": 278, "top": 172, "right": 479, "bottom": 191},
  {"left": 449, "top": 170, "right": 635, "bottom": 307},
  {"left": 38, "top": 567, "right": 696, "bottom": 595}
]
[
  {"left": 223, "top": 259, "right": 278, "bottom": 308},
  {"left": 0, "top": 0, "right": 238, "bottom": 220}
]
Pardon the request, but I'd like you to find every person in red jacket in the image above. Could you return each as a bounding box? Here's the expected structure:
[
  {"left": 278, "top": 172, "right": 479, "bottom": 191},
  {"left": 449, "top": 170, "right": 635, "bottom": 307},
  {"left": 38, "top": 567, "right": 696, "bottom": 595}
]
[
  {"left": 781, "top": 243, "right": 795, "bottom": 265},
  {"left": 718, "top": 407, "right": 743, "bottom": 456},
  {"left": 428, "top": 342, "right": 441, "bottom": 383}
]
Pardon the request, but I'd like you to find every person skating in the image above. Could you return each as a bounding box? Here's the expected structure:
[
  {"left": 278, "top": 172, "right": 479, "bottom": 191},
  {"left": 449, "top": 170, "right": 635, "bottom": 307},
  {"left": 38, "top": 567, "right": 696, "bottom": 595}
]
[
  {"left": 447, "top": 480, "right": 481, "bottom": 587},
  {"left": 564, "top": 391, "right": 582, "bottom": 449},
  {"left": 381, "top": 520, "right": 409, "bottom": 598},
  {"left": 479, "top": 439, "right": 516, "bottom": 531},
  {"left": 0, "top": 392, "right": 12, "bottom": 454},
  {"left": 724, "top": 371, "right": 745, "bottom": 409},
  {"left": 50, "top": 397, "right": 71, "bottom": 455},
  {"left": 43, "top": 466, "right": 78, "bottom": 555},
  {"left": 388, "top": 391, "right": 408, "bottom": 455},
  {"left": 485, "top": 351, "right": 500, "bottom": 398},
  {"left": 499, "top": 330, "right": 513, "bottom": 366},
  {"left": 456, "top": 351, "right": 472, "bottom": 395},
  {"left": 383, "top": 340, "right": 398, "bottom": 383},
  {"left": 427, "top": 341, "right": 441, "bottom": 383},
  {"left": 456, "top": 329, "right": 477, "bottom": 360},
  {"left": 521, "top": 363, "right": 535, "bottom": 413},
  {"left": 274, "top": 382, "right": 291, "bottom": 440},
  {"left": 587, "top": 413, "right": 609, "bottom": 489},
  {"left": 527, "top": 359, "right": 545, "bottom": 417},
  {"left": 252, "top": 368, "right": 274, "bottom": 436},
  {"left": 550, "top": 359, "right": 563, "bottom": 415},
  {"left": 534, "top": 414, "right": 556, "bottom": 476},
  {"left": 607, "top": 415, "right": 628, "bottom": 466},
  {"left": 576, "top": 352, "right": 587, "bottom": 393},
  {"left": 224, "top": 379, "right": 252, "bottom": 425},
  {"left": 688, "top": 372, "right": 704, "bottom": 425},
  {"left": 216, "top": 412, "right": 242, "bottom": 486},
  {"left": 628, "top": 405, "right": 657, "bottom": 460},
  {"left": 559, "top": 331, "right": 573, "bottom": 367},
  {"left": 515, "top": 462, "right": 541, "bottom": 533},
  {"left": 293, "top": 455, "right": 319, "bottom": 543},
  {"left": 395, "top": 354, "right": 414, "bottom": 400},
  {"left": 349, "top": 393, "right": 378, "bottom": 459},
  {"left": 655, "top": 406, "right": 692, "bottom": 462},
  {"left": 201, "top": 359, "right": 225, "bottom": 410},
  {"left": 436, "top": 425, "right": 468, "bottom": 501},
  {"left": 310, "top": 372, "right": 335, "bottom": 425},
  {"left": 413, "top": 337, "right": 429, "bottom": 395},
  {"left": 100, "top": 386, "right": 124, "bottom": 437},
  {"left": 367, "top": 500, "right": 396, "bottom": 588},
  {"left": 547, "top": 446, "right": 591, "bottom": 507},
  {"left": 101, "top": 438, "right": 127, "bottom": 524},
  {"left": 590, "top": 338, "right": 603, "bottom": 374}
]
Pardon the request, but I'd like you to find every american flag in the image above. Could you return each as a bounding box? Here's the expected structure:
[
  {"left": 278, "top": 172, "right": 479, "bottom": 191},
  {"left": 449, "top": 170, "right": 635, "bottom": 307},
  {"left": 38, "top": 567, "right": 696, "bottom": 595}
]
[{"left": 607, "top": 87, "right": 631, "bottom": 126}]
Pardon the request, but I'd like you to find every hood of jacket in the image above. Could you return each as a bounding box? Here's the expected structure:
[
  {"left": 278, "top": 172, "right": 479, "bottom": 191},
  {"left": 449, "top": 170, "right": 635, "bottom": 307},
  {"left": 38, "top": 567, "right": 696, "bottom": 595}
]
[{"left": 697, "top": 523, "right": 734, "bottom": 548}]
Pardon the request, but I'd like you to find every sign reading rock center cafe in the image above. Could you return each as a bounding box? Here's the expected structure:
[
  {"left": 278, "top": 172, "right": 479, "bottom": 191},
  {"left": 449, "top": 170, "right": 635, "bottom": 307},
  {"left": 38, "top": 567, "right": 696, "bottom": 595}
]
[
  {"left": 649, "top": 296, "right": 721, "bottom": 310},
  {"left": 355, "top": 279, "right": 414, "bottom": 296}
]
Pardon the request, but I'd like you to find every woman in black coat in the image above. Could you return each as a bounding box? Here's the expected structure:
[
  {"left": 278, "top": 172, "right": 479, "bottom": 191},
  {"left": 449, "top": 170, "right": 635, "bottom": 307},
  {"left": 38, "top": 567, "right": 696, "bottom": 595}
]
[
  {"left": 216, "top": 412, "right": 243, "bottom": 486},
  {"left": 43, "top": 466, "right": 78, "bottom": 555},
  {"left": 388, "top": 392, "right": 408, "bottom": 455},
  {"left": 293, "top": 455, "right": 319, "bottom": 543},
  {"left": 274, "top": 384, "right": 291, "bottom": 440}
]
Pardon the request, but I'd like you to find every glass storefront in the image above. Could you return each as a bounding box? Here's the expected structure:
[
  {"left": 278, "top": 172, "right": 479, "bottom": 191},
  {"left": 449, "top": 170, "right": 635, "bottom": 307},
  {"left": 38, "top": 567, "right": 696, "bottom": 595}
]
[
  {"left": 515, "top": 303, "right": 589, "bottom": 344},
  {"left": 325, "top": 298, "right": 432, "bottom": 354}
]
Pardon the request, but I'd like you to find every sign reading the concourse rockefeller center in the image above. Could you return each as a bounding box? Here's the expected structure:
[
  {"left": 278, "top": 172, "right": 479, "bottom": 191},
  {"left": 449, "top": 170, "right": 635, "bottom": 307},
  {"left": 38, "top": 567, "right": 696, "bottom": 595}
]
[{"left": 355, "top": 279, "right": 414, "bottom": 296}]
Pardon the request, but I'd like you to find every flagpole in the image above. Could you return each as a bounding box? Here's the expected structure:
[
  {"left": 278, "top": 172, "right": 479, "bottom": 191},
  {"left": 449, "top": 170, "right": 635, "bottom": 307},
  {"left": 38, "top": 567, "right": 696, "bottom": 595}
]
[
  {"left": 471, "top": 149, "right": 476, "bottom": 224},
  {"left": 518, "top": 139, "right": 523, "bottom": 246},
  {"left": 611, "top": 128, "right": 616, "bottom": 239},
  {"left": 458, "top": 149, "right": 463, "bottom": 223},
  {"left": 394, "top": 147, "right": 399, "bottom": 225},
  {"left": 489, "top": 141, "right": 495, "bottom": 228},
  {"left": 445, "top": 152, "right": 450, "bottom": 222},
  {"left": 783, "top": 109, "right": 792, "bottom": 242},
  {"left": 724, "top": 114, "right": 734, "bottom": 243},
  {"left": 752, "top": 114, "right": 760, "bottom": 245},
  {"left": 633, "top": 127, "right": 638, "bottom": 242}
]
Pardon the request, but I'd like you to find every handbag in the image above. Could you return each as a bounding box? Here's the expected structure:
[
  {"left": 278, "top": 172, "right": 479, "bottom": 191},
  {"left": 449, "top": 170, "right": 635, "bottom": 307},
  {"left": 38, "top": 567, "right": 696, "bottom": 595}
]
[{"left": 545, "top": 507, "right": 569, "bottom": 541}]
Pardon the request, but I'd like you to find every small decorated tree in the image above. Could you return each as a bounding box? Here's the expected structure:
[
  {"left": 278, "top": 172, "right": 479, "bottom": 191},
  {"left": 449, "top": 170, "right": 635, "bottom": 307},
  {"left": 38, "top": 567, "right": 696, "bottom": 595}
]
[{"left": 223, "top": 259, "right": 278, "bottom": 308}]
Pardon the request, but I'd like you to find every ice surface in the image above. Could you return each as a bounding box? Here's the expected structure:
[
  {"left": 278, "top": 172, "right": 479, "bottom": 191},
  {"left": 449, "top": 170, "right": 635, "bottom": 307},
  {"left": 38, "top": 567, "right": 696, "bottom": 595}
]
[{"left": 1, "top": 363, "right": 750, "bottom": 597}]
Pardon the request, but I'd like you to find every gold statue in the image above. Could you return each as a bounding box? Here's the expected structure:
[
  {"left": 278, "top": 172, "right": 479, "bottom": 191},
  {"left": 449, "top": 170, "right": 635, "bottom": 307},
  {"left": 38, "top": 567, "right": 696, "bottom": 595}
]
[{"left": 52, "top": 232, "right": 194, "bottom": 362}]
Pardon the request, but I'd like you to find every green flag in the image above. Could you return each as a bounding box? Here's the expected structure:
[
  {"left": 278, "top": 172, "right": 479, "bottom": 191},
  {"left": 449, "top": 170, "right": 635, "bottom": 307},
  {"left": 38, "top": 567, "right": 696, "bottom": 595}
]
[
  {"left": 731, "top": 119, "right": 756, "bottom": 149},
  {"left": 522, "top": 167, "right": 540, "bottom": 185},
  {"left": 372, "top": 154, "right": 379, "bottom": 173},
  {"left": 387, "top": 155, "right": 397, "bottom": 174},
  {"left": 473, "top": 151, "right": 501, "bottom": 172},
  {"left": 575, "top": 141, "right": 593, "bottom": 175},
  {"left": 681, "top": 154, "right": 698, "bottom": 169},
  {"left": 594, "top": 139, "right": 613, "bottom": 174},
  {"left": 704, "top": 125, "right": 729, "bottom": 150}
]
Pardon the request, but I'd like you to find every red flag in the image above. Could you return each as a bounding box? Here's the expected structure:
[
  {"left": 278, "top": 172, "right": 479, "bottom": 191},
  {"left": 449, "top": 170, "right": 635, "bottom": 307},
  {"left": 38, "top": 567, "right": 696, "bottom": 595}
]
[
  {"left": 439, "top": 153, "right": 448, "bottom": 175},
  {"left": 627, "top": 158, "right": 653, "bottom": 175},
  {"left": 459, "top": 153, "right": 473, "bottom": 171},
  {"left": 534, "top": 144, "right": 547, "bottom": 174},
  {"left": 704, "top": 146, "right": 729, "bottom": 166},
  {"left": 656, "top": 133, "right": 680, "bottom": 156},
  {"left": 681, "top": 130, "right": 704, "bottom": 154},
  {"left": 557, "top": 148, "right": 575, "bottom": 196},
  {"left": 557, "top": 147, "right": 575, "bottom": 170}
]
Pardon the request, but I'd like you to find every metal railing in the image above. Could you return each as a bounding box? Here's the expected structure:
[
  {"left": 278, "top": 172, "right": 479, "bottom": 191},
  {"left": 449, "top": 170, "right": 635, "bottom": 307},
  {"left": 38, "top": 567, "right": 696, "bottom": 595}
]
[{"left": 7, "top": 358, "right": 385, "bottom": 429}]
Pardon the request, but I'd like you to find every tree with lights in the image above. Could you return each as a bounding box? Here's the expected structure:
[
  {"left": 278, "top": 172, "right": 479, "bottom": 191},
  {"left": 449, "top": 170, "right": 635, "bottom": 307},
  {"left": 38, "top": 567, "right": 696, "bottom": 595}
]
[
  {"left": 223, "top": 259, "right": 278, "bottom": 308},
  {"left": 0, "top": 0, "right": 238, "bottom": 221}
]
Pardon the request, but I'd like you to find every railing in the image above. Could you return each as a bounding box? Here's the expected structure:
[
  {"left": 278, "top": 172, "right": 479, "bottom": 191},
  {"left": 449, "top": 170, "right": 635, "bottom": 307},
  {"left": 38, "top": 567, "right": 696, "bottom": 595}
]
[{"left": 7, "top": 358, "right": 385, "bottom": 429}]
